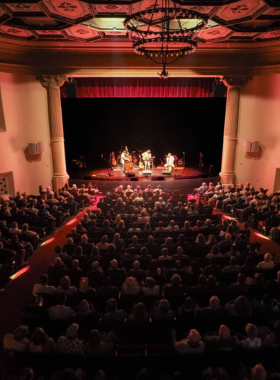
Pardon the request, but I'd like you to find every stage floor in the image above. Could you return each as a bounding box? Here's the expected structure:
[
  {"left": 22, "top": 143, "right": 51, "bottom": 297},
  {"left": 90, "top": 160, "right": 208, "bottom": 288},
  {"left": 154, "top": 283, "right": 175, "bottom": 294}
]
[{"left": 71, "top": 165, "right": 205, "bottom": 181}]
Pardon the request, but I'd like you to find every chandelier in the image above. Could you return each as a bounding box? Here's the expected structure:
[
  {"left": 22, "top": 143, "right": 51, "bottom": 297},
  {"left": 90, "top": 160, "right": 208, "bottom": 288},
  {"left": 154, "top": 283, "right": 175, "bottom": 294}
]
[{"left": 124, "top": 1, "right": 208, "bottom": 78}]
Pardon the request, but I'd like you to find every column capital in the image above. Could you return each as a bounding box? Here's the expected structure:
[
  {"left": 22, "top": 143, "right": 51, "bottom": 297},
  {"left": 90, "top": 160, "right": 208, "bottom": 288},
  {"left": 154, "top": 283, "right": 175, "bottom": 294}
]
[
  {"left": 222, "top": 75, "right": 252, "bottom": 88},
  {"left": 39, "top": 75, "right": 66, "bottom": 89}
]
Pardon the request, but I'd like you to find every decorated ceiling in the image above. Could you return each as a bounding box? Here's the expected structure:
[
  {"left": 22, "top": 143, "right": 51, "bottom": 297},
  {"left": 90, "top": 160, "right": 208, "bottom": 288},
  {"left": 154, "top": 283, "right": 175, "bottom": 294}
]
[{"left": 0, "top": 0, "right": 280, "bottom": 45}]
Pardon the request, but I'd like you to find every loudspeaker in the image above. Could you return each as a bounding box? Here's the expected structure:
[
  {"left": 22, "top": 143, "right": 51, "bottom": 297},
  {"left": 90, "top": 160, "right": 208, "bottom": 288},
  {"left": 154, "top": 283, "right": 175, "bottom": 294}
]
[
  {"left": 126, "top": 172, "right": 135, "bottom": 178},
  {"left": 65, "top": 79, "right": 78, "bottom": 98},
  {"left": 130, "top": 177, "right": 138, "bottom": 181},
  {"left": 36, "top": 142, "right": 44, "bottom": 154},
  {"left": 251, "top": 141, "right": 259, "bottom": 152},
  {"left": 243, "top": 140, "right": 251, "bottom": 152},
  {"left": 212, "top": 80, "right": 225, "bottom": 97},
  {"left": 153, "top": 176, "right": 165, "bottom": 181},
  {"left": 28, "top": 143, "right": 37, "bottom": 154},
  {"left": 143, "top": 170, "right": 152, "bottom": 175},
  {"left": 162, "top": 170, "right": 172, "bottom": 175}
]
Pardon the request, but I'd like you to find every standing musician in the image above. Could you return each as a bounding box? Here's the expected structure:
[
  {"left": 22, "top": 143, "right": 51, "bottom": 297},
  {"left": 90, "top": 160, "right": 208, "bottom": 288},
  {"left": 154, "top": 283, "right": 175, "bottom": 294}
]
[
  {"left": 121, "top": 150, "right": 128, "bottom": 174},
  {"left": 142, "top": 149, "right": 152, "bottom": 171},
  {"left": 165, "top": 152, "right": 175, "bottom": 172}
]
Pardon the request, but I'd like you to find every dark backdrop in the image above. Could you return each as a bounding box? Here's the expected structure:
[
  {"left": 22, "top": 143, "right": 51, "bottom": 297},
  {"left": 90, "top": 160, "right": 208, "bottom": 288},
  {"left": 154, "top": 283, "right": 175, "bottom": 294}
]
[{"left": 61, "top": 98, "right": 226, "bottom": 171}]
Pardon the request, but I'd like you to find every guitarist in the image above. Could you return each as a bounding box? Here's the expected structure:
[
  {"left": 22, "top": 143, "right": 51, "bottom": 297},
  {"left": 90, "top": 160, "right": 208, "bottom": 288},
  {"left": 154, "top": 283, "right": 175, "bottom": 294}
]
[
  {"left": 142, "top": 149, "right": 151, "bottom": 171},
  {"left": 121, "top": 149, "right": 128, "bottom": 174}
]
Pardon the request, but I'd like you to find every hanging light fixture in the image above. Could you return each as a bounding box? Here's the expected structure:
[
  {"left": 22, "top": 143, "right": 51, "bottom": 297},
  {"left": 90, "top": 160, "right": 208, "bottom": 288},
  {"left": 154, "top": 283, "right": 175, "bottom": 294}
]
[{"left": 124, "top": 0, "right": 208, "bottom": 78}]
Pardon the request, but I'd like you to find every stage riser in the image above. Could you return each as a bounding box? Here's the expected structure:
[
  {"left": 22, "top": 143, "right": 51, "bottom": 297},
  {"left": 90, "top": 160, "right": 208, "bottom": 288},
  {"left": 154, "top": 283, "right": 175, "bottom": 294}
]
[{"left": 69, "top": 176, "right": 220, "bottom": 192}]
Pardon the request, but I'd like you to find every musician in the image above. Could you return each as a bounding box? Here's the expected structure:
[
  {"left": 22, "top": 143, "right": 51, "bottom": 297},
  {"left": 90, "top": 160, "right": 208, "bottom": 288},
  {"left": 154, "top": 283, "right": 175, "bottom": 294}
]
[
  {"left": 142, "top": 149, "right": 151, "bottom": 171},
  {"left": 121, "top": 150, "right": 127, "bottom": 174},
  {"left": 164, "top": 153, "right": 175, "bottom": 172}
]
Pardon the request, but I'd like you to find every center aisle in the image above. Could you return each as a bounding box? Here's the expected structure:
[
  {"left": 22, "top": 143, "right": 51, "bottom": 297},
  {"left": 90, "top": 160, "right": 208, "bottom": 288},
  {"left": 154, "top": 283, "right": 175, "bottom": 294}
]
[{"left": 0, "top": 199, "right": 99, "bottom": 348}]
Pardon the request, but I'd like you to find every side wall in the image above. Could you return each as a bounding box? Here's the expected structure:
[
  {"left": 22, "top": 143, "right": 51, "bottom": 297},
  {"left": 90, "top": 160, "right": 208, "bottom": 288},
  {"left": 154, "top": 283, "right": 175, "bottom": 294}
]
[
  {"left": 235, "top": 74, "right": 280, "bottom": 193},
  {"left": 0, "top": 73, "right": 52, "bottom": 195}
]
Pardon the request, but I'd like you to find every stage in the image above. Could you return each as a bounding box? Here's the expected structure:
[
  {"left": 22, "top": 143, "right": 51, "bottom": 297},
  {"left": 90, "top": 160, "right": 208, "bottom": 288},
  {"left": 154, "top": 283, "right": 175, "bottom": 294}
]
[{"left": 69, "top": 165, "right": 220, "bottom": 192}]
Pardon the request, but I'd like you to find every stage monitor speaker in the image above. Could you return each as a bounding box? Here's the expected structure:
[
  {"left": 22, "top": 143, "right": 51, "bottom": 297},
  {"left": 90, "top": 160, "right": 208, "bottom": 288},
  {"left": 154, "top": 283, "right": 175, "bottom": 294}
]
[
  {"left": 251, "top": 140, "right": 259, "bottom": 152},
  {"left": 28, "top": 143, "right": 37, "bottom": 154},
  {"left": 65, "top": 79, "right": 78, "bottom": 98},
  {"left": 243, "top": 140, "right": 251, "bottom": 152},
  {"left": 36, "top": 142, "right": 44, "bottom": 154},
  {"left": 162, "top": 170, "right": 172, "bottom": 175},
  {"left": 153, "top": 176, "right": 165, "bottom": 181},
  {"left": 212, "top": 79, "right": 225, "bottom": 97},
  {"left": 130, "top": 177, "right": 138, "bottom": 181},
  {"left": 143, "top": 170, "right": 152, "bottom": 175},
  {"left": 126, "top": 172, "right": 135, "bottom": 178}
]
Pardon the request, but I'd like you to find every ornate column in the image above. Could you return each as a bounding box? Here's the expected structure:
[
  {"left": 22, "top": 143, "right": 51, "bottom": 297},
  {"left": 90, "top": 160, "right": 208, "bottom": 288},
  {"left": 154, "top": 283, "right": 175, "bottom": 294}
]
[
  {"left": 219, "top": 75, "right": 251, "bottom": 184},
  {"left": 40, "top": 75, "right": 69, "bottom": 190}
]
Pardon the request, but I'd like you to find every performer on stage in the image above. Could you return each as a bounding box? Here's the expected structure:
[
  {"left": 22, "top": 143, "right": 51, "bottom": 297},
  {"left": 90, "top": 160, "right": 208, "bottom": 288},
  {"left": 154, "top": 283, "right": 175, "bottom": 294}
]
[
  {"left": 121, "top": 150, "right": 128, "bottom": 174},
  {"left": 164, "top": 153, "right": 175, "bottom": 172},
  {"left": 142, "top": 149, "right": 151, "bottom": 171}
]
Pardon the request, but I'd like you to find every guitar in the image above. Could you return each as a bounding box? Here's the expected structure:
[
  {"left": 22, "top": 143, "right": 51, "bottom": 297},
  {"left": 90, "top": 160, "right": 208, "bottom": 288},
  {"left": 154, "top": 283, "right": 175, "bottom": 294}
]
[
  {"left": 142, "top": 152, "right": 150, "bottom": 161},
  {"left": 111, "top": 152, "right": 117, "bottom": 166},
  {"left": 139, "top": 154, "right": 144, "bottom": 169}
]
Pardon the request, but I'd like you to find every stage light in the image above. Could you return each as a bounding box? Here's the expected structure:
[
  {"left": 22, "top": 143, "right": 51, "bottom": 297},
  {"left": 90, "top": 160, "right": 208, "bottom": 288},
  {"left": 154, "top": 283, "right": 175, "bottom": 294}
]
[
  {"left": 11, "top": 265, "right": 30, "bottom": 280},
  {"left": 41, "top": 237, "right": 55, "bottom": 246}
]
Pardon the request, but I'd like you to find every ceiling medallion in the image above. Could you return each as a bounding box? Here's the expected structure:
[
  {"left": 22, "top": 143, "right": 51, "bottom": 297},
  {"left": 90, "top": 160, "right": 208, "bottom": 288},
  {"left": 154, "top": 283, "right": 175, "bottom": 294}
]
[{"left": 124, "top": 0, "right": 208, "bottom": 78}]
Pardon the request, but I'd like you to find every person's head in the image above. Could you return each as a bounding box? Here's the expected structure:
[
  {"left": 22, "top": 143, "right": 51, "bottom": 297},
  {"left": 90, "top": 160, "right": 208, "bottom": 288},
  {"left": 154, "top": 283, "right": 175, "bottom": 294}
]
[
  {"left": 165, "top": 237, "right": 172, "bottom": 245},
  {"left": 237, "top": 273, "right": 246, "bottom": 285},
  {"left": 209, "top": 295, "right": 220, "bottom": 310},
  {"left": 144, "top": 223, "right": 151, "bottom": 231},
  {"left": 40, "top": 274, "right": 49, "bottom": 285},
  {"left": 234, "top": 295, "right": 252, "bottom": 317},
  {"left": 21, "top": 223, "right": 29, "bottom": 232},
  {"left": 198, "top": 274, "right": 207, "bottom": 286},
  {"left": 107, "top": 298, "right": 117, "bottom": 312},
  {"left": 212, "top": 245, "right": 220, "bottom": 255},
  {"left": 66, "top": 323, "right": 79, "bottom": 340},
  {"left": 225, "top": 233, "right": 232, "bottom": 241},
  {"left": 123, "top": 277, "right": 139, "bottom": 292},
  {"left": 60, "top": 276, "right": 71, "bottom": 290},
  {"left": 133, "top": 260, "right": 140, "bottom": 270},
  {"left": 230, "top": 256, "right": 238, "bottom": 266},
  {"left": 66, "top": 237, "right": 73, "bottom": 245},
  {"left": 251, "top": 364, "right": 267, "bottom": 380},
  {"left": 183, "top": 297, "right": 194, "bottom": 310},
  {"left": 264, "top": 253, "right": 273, "bottom": 263},
  {"left": 245, "top": 323, "right": 258, "bottom": 339},
  {"left": 159, "top": 299, "right": 170, "bottom": 315},
  {"left": 145, "top": 277, "right": 156, "bottom": 288},
  {"left": 13, "top": 325, "right": 29, "bottom": 341},
  {"left": 81, "top": 234, "right": 88, "bottom": 244},
  {"left": 219, "top": 325, "right": 230, "bottom": 340},
  {"left": 79, "top": 299, "right": 90, "bottom": 314},
  {"left": 187, "top": 329, "right": 201, "bottom": 345},
  {"left": 196, "top": 234, "right": 206, "bottom": 245},
  {"left": 208, "top": 275, "right": 217, "bottom": 287},
  {"left": 132, "top": 302, "right": 147, "bottom": 320},
  {"left": 71, "top": 259, "right": 79, "bottom": 270},
  {"left": 110, "top": 259, "right": 118, "bottom": 269},
  {"left": 132, "top": 235, "right": 138, "bottom": 244},
  {"left": 148, "top": 259, "right": 158, "bottom": 273},
  {"left": 30, "top": 327, "right": 47, "bottom": 346},
  {"left": 54, "top": 257, "right": 62, "bottom": 267},
  {"left": 101, "top": 235, "right": 108, "bottom": 243},
  {"left": 162, "top": 247, "right": 169, "bottom": 257},
  {"left": 171, "top": 274, "right": 182, "bottom": 286},
  {"left": 88, "top": 329, "right": 102, "bottom": 350}
]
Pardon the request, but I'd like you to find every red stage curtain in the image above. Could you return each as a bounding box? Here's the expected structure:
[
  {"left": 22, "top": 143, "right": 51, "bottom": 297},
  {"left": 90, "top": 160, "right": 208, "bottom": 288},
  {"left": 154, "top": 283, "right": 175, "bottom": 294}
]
[{"left": 61, "top": 77, "right": 225, "bottom": 98}]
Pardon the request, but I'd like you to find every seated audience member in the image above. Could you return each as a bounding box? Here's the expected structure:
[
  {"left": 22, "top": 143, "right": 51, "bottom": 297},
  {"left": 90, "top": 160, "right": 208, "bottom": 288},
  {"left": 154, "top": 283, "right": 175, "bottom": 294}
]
[
  {"left": 32, "top": 274, "right": 57, "bottom": 295},
  {"left": 142, "top": 277, "right": 160, "bottom": 296},
  {"left": 47, "top": 257, "right": 68, "bottom": 287},
  {"left": 143, "top": 236, "right": 159, "bottom": 258},
  {"left": 112, "top": 233, "right": 125, "bottom": 252},
  {"left": 257, "top": 253, "right": 274, "bottom": 270},
  {"left": 222, "top": 256, "right": 241, "bottom": 273},
  {"left": 164, "top": 274, "right": 185, "bottom": 298},
  {"left": 103, "top": 298, "right": 126, "bottom": 322},
  {"left": 204, "top": 257, "right": 221, "bottom": 277},
  {"left": 62, "top": 237, "right": 76, "bottom": 256},
  {"left": 137, "top": 209, "right": 150, "bottom": 224},
  {"left": 227, "top": 273, "right": 250, "bottom": 294},
  {"left": 3, "top": 325, "right": 29, "bottom": 352},
  {"left": 29, "top": 327, "right": 56, "bottom": 354},
  {"left": 100, "top": 220, "right": 114, "bottom": 235},
  {"left": 121, "top": 276, "right": 141, "bottom": 296},
  {"left": 218, "top": 233, "right": 233, "bottom": 254},
  {"left": 171, "top": 329, "right": 205, "bottom": 354},
  {"left": 9, "top": 222, "right": 21, "bottom": 234},
  {"left": 240, "top": 323, "right": 262, "bottom": 349},
  {"left": 206, "top": 245, "right": 223, "bottom": 259},
  {"left": 158, "top": 247, "right": 172, "bottom": 263},
  {"left": 57, "top": 323, "right": 85, "bottom": 355},
  {"left": 146, "top": 259, "right": 161, "bottom": 277},
  {"left": 151, "top": 299, "right": 175, "bottom": 321},
  {"left": 226, "top": 295, "right": 252, "bottom": 317},
  {"left": 86, "top": 329, "right": 114, "bottom": 355},
  {"left": 68, "top": 260, "right": 84, "bottom": 288},
  {"left": 166, "top": 220, "right": 180, "bottom": 232},
  {"left": 155, "top": 221, "right": 166, "bottom": 232},
  {"left": 48, "top": 293, "right": 76, "bottom": 320},
  {"left": 192, "top": 182, "right": 208, "bottom": 197},
  {"left": 205, "top": 325, "right": 238, "bottom": 352},
  {"left": 128, "top": 235, "right": 142, "bottom": 253},
  {"left": 57, "top": 275, "right": 77, "bottom": 296},
  {"left": 160, "top": 237, "right": 174, "bottom": 255},
  {"left": 127, "top": 302, "right": 149, "bottom": 322},
  {"left": 96, "top": 235, "right": 109, "bottom": 251},
  {"left": 128, "top": 260, "right": 146, "bottom": 282},
  {"left": 21, "top": 223, "right": 37, "bottom": 237}
]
